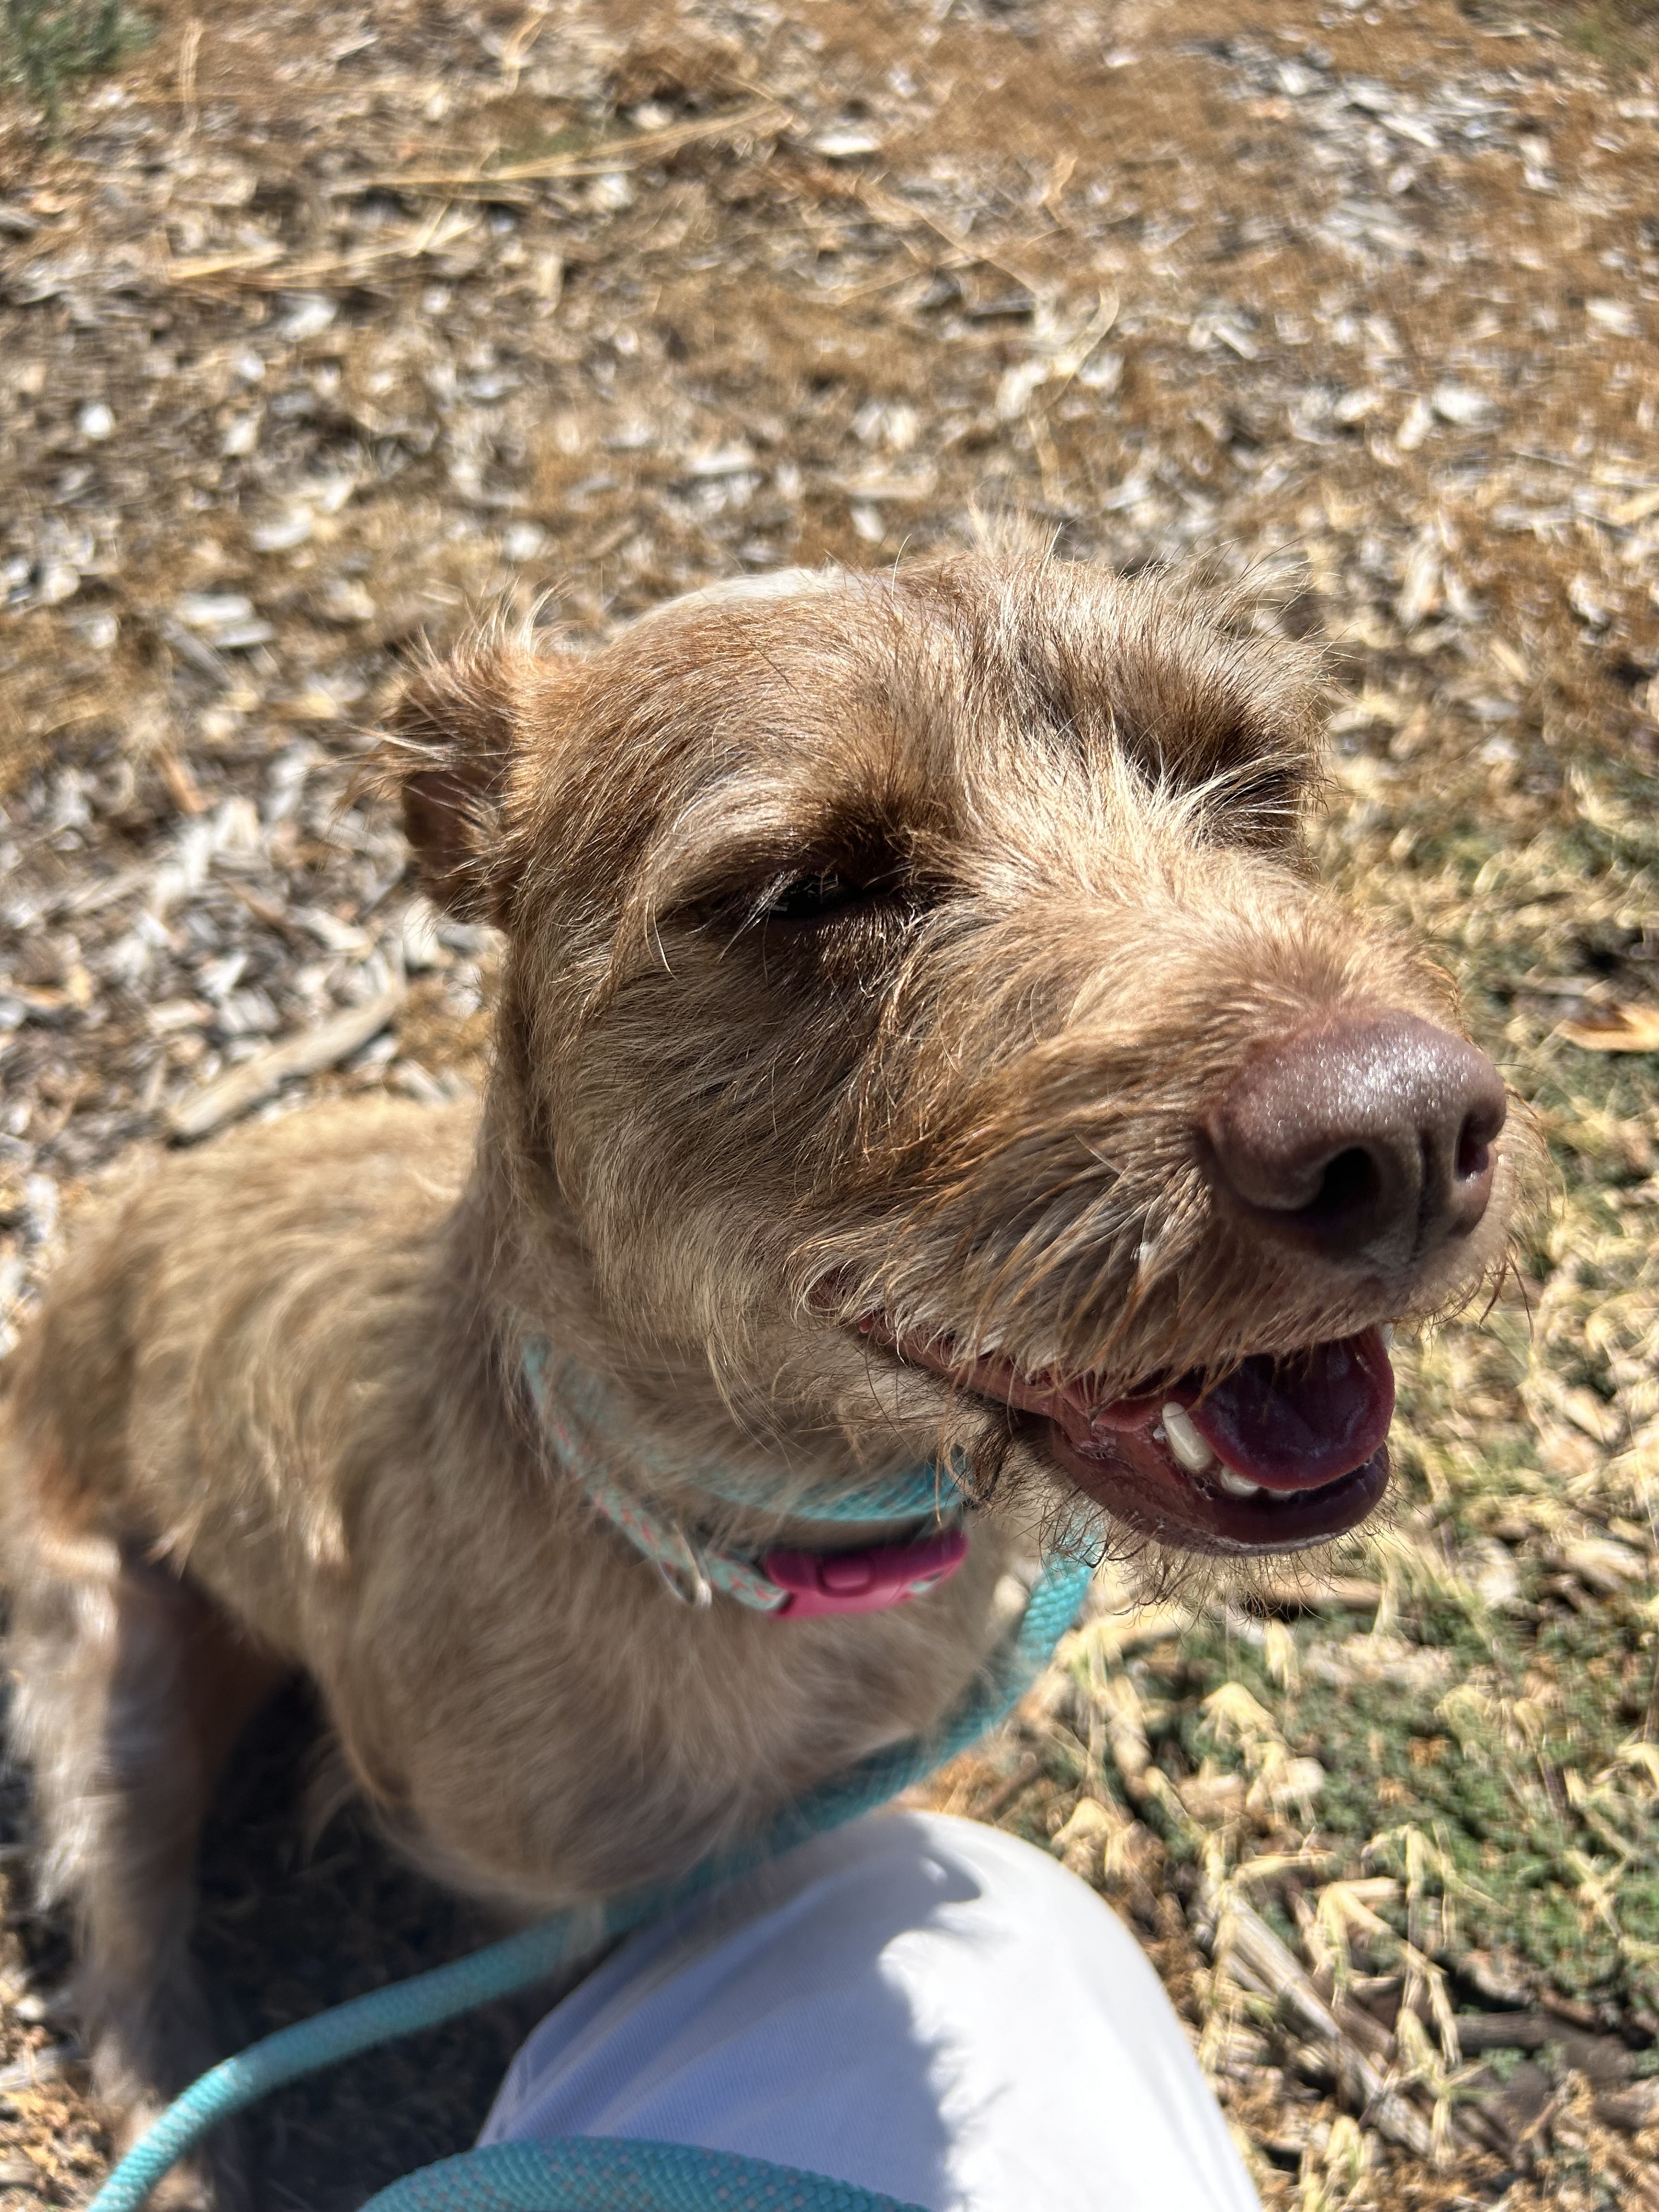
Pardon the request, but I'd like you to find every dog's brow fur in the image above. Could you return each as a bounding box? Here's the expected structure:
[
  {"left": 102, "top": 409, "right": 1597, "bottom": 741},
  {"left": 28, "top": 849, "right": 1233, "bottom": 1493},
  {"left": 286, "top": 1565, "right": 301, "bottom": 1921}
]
[{"left": 0, "top": 544, "right": 1541, "bottom": 2203}]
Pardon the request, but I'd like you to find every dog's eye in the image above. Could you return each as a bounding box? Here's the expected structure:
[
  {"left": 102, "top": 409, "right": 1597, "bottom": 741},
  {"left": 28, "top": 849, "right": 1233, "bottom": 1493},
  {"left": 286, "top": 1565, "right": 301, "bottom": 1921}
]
[
  {"left": 1223, "top": 761, "right": 1305, "bottom": 840},
  {"left": 1235, "top": 764, "right": 1294, "bottom": 811},
  {"left": 766, "top": 870, "right": 874, "bottom": 924}
]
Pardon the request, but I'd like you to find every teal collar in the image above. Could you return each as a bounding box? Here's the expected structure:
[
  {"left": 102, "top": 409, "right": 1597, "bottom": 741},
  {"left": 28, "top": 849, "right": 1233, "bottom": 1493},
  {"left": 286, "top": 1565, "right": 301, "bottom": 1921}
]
[{"left": 521, "top": 1338, "right": 969, "bottom": 1617}]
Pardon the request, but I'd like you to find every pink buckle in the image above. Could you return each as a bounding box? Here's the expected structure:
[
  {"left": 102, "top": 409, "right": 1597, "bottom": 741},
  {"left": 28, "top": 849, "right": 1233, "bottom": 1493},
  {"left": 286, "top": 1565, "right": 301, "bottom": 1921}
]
[{"left": 761, "top": 1528, "right": 969, "bottom": 1620}]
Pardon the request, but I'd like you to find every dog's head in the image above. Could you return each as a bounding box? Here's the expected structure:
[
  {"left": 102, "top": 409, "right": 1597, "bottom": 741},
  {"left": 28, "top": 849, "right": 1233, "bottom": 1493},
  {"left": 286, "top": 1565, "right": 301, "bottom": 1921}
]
[{"left": 383, "top": 553, "right": 1538, "bottom": 1565}]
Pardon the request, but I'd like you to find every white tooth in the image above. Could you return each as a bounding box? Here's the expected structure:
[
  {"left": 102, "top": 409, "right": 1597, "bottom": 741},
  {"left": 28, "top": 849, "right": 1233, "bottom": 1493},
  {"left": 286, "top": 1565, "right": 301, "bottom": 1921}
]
[
  {"left": 1160, "top": 1402, "right": 1216, "bottom": 1475},
  {"left": 1216, "top": 1469, "right": 1264, "bottom": 1499},
  {"left": 1380, "top": 1323, "right": 1396, "bottom": 1349}
]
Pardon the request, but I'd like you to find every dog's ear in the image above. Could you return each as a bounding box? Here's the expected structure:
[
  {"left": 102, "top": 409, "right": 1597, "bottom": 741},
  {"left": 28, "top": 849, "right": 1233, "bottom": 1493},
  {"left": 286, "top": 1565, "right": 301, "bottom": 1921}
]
[{"left": 377, "top": 634, "right": 539, "bottom": 924}]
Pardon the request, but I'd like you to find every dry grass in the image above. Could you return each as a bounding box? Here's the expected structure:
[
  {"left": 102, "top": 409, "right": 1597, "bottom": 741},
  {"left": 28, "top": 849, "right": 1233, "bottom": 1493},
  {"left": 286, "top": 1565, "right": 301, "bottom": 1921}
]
[
  {"left": 1, "top": 0, "right": 1657, "bottom": 2203},
  {"left": 0, "top": 1, "right": 148, "bottom": 132}
]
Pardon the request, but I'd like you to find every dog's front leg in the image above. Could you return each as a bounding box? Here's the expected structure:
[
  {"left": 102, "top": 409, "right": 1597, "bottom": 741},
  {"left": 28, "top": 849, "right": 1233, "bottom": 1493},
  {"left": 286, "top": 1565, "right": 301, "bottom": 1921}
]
[{"left": 9, "top": 1534, "right": 283, "bottom": 2209}]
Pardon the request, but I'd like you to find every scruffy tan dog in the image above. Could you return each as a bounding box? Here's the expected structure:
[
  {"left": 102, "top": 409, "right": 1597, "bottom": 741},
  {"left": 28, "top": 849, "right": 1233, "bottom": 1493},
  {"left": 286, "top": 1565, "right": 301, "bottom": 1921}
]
[{"left": 2, "top": 549, "right": 1533, "bottom": 2202}]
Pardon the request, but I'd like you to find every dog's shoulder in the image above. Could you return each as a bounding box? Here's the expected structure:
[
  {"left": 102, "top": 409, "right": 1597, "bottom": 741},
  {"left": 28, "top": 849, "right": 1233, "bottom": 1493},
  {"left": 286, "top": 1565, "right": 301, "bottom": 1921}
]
[{"left": 1, "top": 1098, "right": 479, "bottom": 1532}]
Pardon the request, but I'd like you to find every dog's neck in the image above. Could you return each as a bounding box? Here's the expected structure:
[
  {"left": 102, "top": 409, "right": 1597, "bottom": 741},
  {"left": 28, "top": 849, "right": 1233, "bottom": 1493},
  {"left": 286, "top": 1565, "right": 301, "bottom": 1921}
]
[
  {"left": 445, "top": 1083, "right": 958, "bottom": 1533},
  {"left": 519, "top": 1334, "right": 969, "bottom": 1620},
  {"left": 439, "top": 1061, "right": 976, "bottom": 1622},
  {"left": 449, "top": 1030, "right": 850, "bottom": 1473}
]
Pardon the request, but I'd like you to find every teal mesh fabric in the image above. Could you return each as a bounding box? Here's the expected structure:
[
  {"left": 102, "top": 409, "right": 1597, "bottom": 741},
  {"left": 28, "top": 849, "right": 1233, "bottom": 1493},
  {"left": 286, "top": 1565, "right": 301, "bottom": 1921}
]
[{"left": 360, "top": 2138, "right": 929, "bottom": 2211}]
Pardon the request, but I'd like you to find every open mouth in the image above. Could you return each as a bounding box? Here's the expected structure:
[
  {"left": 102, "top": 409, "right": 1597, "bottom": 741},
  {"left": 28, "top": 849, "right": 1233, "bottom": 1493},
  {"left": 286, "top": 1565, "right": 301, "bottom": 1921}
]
[{"left": 860, "top": 1318, "right": 1395, "bottom": 1556}]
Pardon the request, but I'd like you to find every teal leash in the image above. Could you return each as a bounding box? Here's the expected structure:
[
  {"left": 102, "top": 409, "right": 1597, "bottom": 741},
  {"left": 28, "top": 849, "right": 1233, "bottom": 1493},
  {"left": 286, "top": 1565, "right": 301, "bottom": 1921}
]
[{"left": 86, "top": 1552, "right": 1093, "bottom": 2212}]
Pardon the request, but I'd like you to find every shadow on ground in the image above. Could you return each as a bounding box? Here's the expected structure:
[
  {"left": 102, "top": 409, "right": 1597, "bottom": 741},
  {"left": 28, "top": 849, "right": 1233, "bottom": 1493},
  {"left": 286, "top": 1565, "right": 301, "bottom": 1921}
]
[{"left": 188, "top": 1686, "right": 555, "bottom": 2212}]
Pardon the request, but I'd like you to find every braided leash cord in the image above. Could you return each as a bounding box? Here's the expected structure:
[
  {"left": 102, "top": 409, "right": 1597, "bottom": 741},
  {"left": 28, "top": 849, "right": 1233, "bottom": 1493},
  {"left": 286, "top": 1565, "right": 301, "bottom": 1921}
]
[{"left": 86, "top": 1555, "right": 1092, "bottom": 2212}]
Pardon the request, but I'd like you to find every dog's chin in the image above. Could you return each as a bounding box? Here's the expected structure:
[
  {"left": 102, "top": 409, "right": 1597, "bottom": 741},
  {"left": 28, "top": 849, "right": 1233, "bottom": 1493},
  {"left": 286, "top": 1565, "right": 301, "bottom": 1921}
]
[{"left": 859, "top": 1319, "right": 1398, "bottom": 1560}]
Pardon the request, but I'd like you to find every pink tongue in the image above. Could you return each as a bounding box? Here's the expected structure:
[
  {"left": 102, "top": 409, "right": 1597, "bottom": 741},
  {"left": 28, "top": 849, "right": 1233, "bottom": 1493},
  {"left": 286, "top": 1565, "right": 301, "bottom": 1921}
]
[{"left": 1184, "top": 1328, "right": 1395, "bottom": 1492}]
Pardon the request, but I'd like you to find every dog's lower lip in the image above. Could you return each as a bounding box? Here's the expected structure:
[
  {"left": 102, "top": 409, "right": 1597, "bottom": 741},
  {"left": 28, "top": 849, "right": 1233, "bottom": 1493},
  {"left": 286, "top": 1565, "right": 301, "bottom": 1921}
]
[
  {"left": 1045, "top": 1421, "right": 1391, "bottom": 1555},
  {"left": 859, "top": 1313, "right": 1396, "bottom": 1553}
]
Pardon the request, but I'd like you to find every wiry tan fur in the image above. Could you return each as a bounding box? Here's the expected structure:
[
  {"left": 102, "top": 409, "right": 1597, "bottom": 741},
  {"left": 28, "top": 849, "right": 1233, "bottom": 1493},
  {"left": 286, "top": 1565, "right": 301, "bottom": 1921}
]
[{"left": 0, "top": 548, "right": 1539, "bottom": 2203}]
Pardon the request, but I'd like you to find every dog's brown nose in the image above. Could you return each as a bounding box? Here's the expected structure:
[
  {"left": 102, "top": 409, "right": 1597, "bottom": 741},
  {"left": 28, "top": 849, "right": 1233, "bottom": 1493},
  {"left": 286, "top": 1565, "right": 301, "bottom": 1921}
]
[{"left": 1207, "top": 1010, "right": 1507, "bottom": 1271}]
